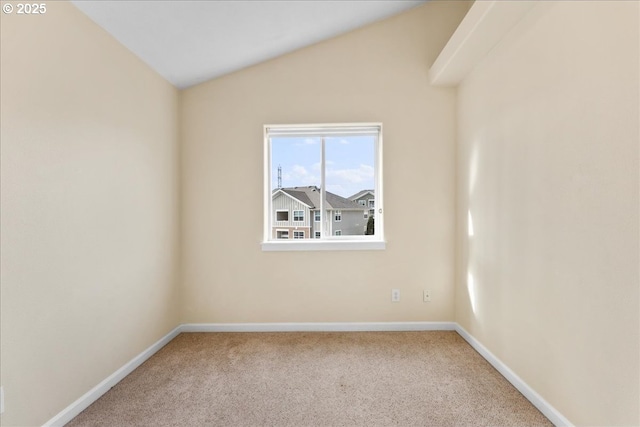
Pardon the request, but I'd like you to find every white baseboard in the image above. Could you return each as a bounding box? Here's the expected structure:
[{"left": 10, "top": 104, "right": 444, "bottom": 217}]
[
  {"left": 455, "top": 324, "right": 573, "bottom": 427},
  {"left": 43, "top": 322, "right": 571, "bottom": 427},
  {"left": 181, "top": 321, "right": 456, "bottom": 333},
  {"left": 42, "top": 326, "right": 181, "bottom": 427}
]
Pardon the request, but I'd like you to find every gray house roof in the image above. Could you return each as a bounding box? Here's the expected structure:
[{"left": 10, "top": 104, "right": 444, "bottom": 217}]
[
  {"left": 276, "top": 186, "right": 365, "bottom": 210},
  {"left": 348, "top": 189, "right": 375, "bottom": 200}
]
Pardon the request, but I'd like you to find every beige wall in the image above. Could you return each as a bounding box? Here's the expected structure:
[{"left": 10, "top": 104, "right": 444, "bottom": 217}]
[
  {"left": 179, "top": 1, "right": 471, "bottom": 324},
  {"left": 0, "top": 3, "right": 180, "bottom": 426},
  {"left": 455, "top": 2, "right": 639, "bottom": 425}
]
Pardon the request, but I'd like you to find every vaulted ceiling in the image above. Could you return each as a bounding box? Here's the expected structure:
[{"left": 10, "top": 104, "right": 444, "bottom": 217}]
[{"left": 72, "top": 1, "right": 426, "bottom": 89}]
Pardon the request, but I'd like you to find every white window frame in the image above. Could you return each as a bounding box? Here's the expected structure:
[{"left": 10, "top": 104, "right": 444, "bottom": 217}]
[
  {"left": 314, "top": 211, "right": 321, "bottom": 222},
  {"left": 262, "top": 123, "right": 385, "bottom": 251},
  {"left": 276, "top": 229, "right": 289, "bottom": 239},
  {"left": 293, "top": 231, "right": 305, "bottom": 239},
  {"left": 293, "top": 210, "right": 304, "bottom": 222},
  {"left": 335, "top": 230, "right": 342, "bottom": 236},
  {"left": 315, "top": 231, "right": 321, "bottom": 239},
  {"left": 334, "top": 210, "right": 342, "bottom": 222}
]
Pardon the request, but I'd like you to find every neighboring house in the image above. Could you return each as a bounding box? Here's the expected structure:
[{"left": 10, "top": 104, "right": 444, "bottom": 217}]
[
  {"left": 349, "top": 189, "right": 375, "bottom": 218},
  {"left": 272, "top": 186, "right": 368, "bottom": 239}
]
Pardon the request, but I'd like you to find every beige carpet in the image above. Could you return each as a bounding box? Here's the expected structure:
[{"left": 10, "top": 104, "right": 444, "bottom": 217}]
[{"left": 67, "top": 331, "right": 552, "bottom": 426}]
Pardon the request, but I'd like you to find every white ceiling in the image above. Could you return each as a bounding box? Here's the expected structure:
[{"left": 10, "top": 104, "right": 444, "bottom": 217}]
[{"left": 71, "top": 1, "right": 426, "bottom": 89}]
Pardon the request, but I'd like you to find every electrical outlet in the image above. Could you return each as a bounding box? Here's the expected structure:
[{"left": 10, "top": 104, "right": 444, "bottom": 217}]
[
  {"left": 391, "top": 289, "right": 400, "bottom": 302},
  {"left": 423, "top": 290, "right": 431, "bottom": 302}
]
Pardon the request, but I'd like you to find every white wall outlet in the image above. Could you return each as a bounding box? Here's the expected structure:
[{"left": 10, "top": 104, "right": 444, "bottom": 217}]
[
  {"left": 1, "top": 386, "right": 4, "bottom": 414},
  {"left": 391, "top": 289, "right": 400, "bottom": 302},
  {"left": 423, "top": 290, "right": 431, "bottom": 302}
]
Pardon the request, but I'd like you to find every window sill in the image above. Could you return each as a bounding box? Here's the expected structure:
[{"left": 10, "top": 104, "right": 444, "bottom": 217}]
[{"left": 261, "top": 240, "right": 386, "bottom": 252}]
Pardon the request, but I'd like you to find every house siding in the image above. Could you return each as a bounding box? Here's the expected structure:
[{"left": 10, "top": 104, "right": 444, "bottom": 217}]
[
  {"left": 333, "top": 210, "right": 367, "bottom": 236},
  {"left": 272, "top": 192, "right": 311, "bottom": 228}
]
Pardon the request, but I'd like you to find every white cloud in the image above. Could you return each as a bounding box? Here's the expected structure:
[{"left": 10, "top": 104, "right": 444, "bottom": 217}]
[
  {"left": 312, "top": 160, "right": 335, "bottom": 171},
  {"left": 291, "top": 164, "right": 308, "bottom": 176},
  {"left": 283, "top": 164, "right": 319, "bottom": 187},
  {"left": 295, "top": 138, "right": 318, "bottom": 146},
  {"left": 326, "top": 184, "right": 347, "bottom": 195},
  {"left": 326, "top": 164, "right": 374, "bottom": 184}
]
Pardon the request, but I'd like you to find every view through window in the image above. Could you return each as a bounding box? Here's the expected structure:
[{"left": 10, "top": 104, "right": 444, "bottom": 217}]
[{"left": 264, "top": 124, "right": 383, "bottom": 245}]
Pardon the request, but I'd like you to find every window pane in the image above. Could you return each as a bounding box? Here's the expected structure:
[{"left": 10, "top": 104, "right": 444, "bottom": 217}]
[
  {"left": 325, "top": 135, "right": 375, "bottom": 237},
  {"left": 265, "top": 124, "right": 382, "bottom": 246},
  {"left": 276, "top": 211, "right": 288, "bottom": 221},
  {"left": 271, "top": 137, "right": 320, "bottom": 240},
  {"left": 277, "top": 230, "right": 289, "bottom": 239}
]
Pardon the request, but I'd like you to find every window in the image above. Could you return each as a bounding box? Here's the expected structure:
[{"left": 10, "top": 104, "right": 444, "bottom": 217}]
[
  {"left": 263, "top": 123, "right": 384, "bottom": 251},
  {"left": 276, "top": 230, "right": 289, "bottom": 239},
  {"left": 368, "top": 200, "right": 375, "bottom": 208}
]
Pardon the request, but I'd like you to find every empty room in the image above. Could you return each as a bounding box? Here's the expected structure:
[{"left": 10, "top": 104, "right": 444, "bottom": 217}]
[{"left": 1, "top": 0, "right": 638, "bottom": 426}]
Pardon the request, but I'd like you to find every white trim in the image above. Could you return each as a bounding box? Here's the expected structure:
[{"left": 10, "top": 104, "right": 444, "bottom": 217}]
[
  {"left": 455, "top": 325, "right": 573, "bottom": 427},
  {"left": 275, "top": 229, "right": 289, "bottom": 239},
  {"left": 181, "top": 322, "right": 456, "bottom": 333},
  {"left": 262, "top": 240, "right": 385, "bottom": 251},
  {"left": 275, "top": 209, "right": 289, "bottom": 223},
  {"left": 265, "top": 123, "right": 384, "bottom": 248},
  {"left": 429, "top": 0, "right": 536, "bottom": 86},
  {"left": 265, "top": 123, "right": 381, "bottom": 137},
  {"left": 293, "top": 210, "right": 304, "bottom": 222},
  {"left": 42, "top": 326, "right": 181, "bottom": 427},
  {"left": 292, "top": 230, "right": 305, "bottom": 239}
]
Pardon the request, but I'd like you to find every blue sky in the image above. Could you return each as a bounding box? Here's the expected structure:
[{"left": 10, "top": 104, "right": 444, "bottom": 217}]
[{"left": 271, "top": 135, "right": 375, "bottom": 198}]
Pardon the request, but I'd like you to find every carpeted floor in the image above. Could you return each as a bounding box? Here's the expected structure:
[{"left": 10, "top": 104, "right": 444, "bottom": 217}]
[{"left": 67, "top": 331, "right": 552, "bottom": 426}]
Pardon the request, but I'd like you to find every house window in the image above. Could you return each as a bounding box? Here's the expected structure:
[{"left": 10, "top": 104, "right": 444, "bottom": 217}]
[
  {"left": 263, "top": 123, "right": 385, "bottom": 251},
  {"left": 368, "top": 200, "right": 374, "bottom": 208},
  {"left": 276, "top": 230, "right": 289, "bottom": 239},
  {"left": 293, "top": 231, "right": 305, "bottom": 239}
]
